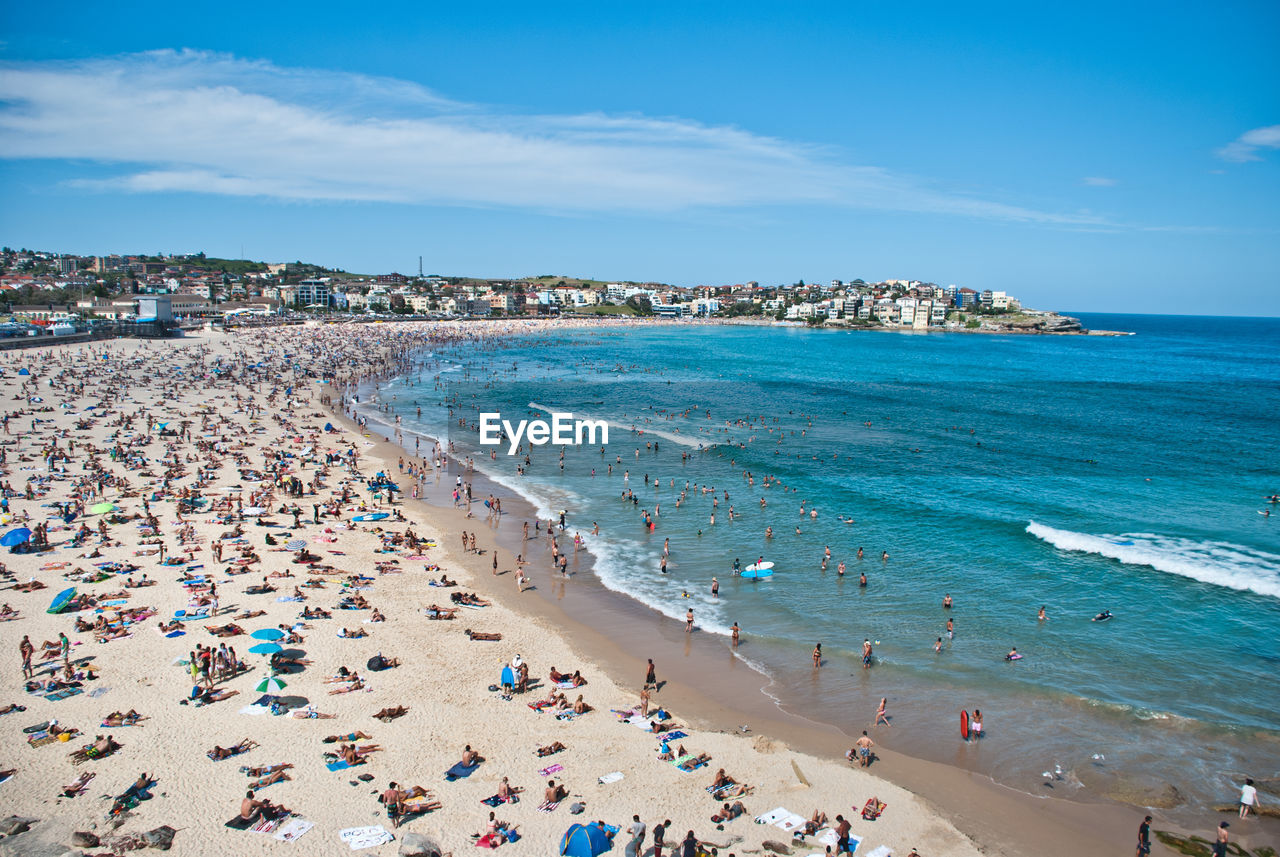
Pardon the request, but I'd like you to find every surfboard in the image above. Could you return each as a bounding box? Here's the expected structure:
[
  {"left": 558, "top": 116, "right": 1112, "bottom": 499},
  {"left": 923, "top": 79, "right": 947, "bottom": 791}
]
[
  {"left": 741, "top": 568, "right": 774, "bottom": 579},
  {"left": 960, "top": 709, "right": 970, "bottom": 740},
  {"left": 351, "top": 513, "right": 389, "bottom": 522},
  {"left": 743, "top": 561, "right": 774, "bottom": 573}
]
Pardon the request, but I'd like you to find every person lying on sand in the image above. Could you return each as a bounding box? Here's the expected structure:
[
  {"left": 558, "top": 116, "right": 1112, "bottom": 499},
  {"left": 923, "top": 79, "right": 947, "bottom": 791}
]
[
  {"left": 0, "top": 703, "right": 26, "bottom": 715},
  {"left": 233, "top": 610, "right": 267, "bottom": 620},
  {"left": 61, "top": 771, "right": 95, "bottom": 797},
  {"left": 710, "top": 768, "right": 751, "bottom": 796},
  {"left": 208, "top": 738, "right": 257, "bottom": 760},
  {"left": 241, "top": 763, "right": 293, "bottom": 777},
  {"left": 248, "top": 769, "right": 290, "bottom": 789},
  {"left": 658, "top": 743, "right": 688, "bottom": 762},
  {"left": 269, "top": 653, "right": 311, "bottom": 669},
  {"left": 451, "top": 592, "right": 490, "bottom": 606},
  {"left": 157, "top": 620, "right": 185, "bottom": 632},
  {"left": 204, "top": 623, "right": 244, "bottom": 637},
  {"left": 103, "top": 709, "right": 144, "bottom": 726},
  {"left": 536, "top": 742, "right": 566, "bottom": 757},
  {"left": 338, "top": 627, "right": 368, "bottom": 639},
  {"left": 323, "top": 732, "right": 373, "bottom": 743},
  {"left": 373, "top": 706, "right": 409, "bottom": 722},
  {"left": 191, "top": 687, "right": 239, "bottom": 706},
  {"left": 465, "top": 629, "right": 502, "bottom": 641},
  {"left": 424, "top": 604, "right": 457, "bottom": 620},
  {"left": 328, "top": 679, "right": 364, "bottom": 695},
  {"left": 678, "top": 753, "right": 712, "bottom": 772},
  {"left": 301, "top": 606, "right": 331, "bottom": 619}
]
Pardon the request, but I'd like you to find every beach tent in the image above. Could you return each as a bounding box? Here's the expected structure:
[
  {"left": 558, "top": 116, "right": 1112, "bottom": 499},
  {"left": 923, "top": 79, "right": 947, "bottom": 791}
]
[
  {"left": 90, "top": 502, "right": 117, "bottom": 515},
  {"left": 1, "top": 527, "right": 32, "bottom": 547},
  {"left": 17, "top": 368, "right": 29, "bottom": 376},
  {"left": 560, "top": 824, "right": 612, "bottom": 857}
]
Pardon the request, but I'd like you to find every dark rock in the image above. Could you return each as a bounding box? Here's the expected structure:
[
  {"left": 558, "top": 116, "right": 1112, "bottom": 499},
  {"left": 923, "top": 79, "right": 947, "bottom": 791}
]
[{"left": 72, "top": 831, "right": 101, "bottom": 847}]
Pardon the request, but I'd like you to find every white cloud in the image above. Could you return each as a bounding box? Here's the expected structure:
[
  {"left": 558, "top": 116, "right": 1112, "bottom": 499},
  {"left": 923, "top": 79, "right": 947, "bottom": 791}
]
[
  {"left": 1216, "top": 124, "right": 1280, "bottom": 163},
  {"left": 1082, "top": 176, "right": 1117, "bottom": 187},
  {"left": 0, "top": 49, "right": 1107, "bottom": 224}
]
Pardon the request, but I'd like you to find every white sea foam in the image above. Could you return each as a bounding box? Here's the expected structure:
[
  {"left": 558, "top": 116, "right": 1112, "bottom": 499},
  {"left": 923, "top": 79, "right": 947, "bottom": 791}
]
[
  {"left": 527, "top": 402, "right": 711, "bottom": 450},
  {"left": 1027, "top": 521, "right": 1280, "bottom": 599}
]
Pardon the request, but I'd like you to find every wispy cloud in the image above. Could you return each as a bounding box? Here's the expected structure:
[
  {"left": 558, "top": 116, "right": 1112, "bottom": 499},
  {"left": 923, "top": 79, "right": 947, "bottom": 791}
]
[
  {"left": 1216, "top": 124, "right": 1280, "bottom": 163},
  {"left": 1082, "top": 176, "right": 1117, "bottom": 187},
  {"left": 0, "top": 49, "right": 1108, "bottom": 225}
]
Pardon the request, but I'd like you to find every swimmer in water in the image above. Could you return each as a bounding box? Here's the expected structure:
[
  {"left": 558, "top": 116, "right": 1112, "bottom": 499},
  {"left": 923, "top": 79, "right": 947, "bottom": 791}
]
[
  {"left": 1005, "top": 647, "right": 1019, "bottom": 660},
  {"left": 859, "top": 572, "right": 867, "bottom": 587},
  {"left": 1037, "top": 605, "right": 1047, "bottom": 621},
  {"left": 942, "top": 594, "right": 953, "bottom": 609},
  {"left": 1092, "top": 610, "right": 1113, "bottom": 622}
]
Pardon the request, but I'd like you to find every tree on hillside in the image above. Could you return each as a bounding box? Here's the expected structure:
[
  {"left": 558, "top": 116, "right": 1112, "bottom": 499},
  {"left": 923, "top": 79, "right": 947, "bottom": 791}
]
[{"left": 625, "top": 295, "right": 654, "bottom": 316}]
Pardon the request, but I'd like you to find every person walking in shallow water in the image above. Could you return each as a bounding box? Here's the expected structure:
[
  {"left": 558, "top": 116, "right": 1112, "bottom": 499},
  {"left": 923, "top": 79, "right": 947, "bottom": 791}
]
[{"left": 812, "top": 643, "right": 822, "bottom": 667}]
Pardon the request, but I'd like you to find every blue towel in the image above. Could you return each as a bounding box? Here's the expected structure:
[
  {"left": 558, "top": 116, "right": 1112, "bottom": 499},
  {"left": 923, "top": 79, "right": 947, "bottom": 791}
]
[
  {"left": 444, "top": 761, "right": 479, "bottom": 781},
  {"left": 662, "top": 730, "right": 687, "bottom": 741},
  {"left": 326, "top": 759, "right": 352, "bottom": 771}
]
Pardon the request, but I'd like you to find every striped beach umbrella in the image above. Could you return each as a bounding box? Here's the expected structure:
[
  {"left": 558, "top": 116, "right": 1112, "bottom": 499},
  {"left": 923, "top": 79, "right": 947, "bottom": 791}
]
[{"left": 255, "top": 675, "right": 288, "bottom": 694}]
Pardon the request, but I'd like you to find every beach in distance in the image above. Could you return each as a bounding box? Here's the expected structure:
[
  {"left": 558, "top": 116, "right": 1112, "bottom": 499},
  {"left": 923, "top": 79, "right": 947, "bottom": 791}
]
[{"left": 0, "top": 316, "right": 1277, "bottom": 857}]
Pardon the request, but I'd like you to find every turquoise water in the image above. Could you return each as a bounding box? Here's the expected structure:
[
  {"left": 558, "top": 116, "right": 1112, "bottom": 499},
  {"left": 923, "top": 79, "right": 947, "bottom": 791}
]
[{"left": 369, "top": 315, "right": 1280, "bottom": 807}]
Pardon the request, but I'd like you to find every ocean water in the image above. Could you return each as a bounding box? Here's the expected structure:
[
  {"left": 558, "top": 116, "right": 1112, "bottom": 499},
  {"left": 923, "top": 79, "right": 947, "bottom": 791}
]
[{"left": 366, "top": 314, "right": 1280, "bottom": 810}]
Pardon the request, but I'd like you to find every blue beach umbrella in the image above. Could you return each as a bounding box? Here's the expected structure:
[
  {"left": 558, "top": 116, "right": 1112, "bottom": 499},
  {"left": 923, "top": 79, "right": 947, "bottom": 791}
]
[
  {"left": 1, "top": 527, "right": 32, "bottom": 547},
  {"left": 250, "top": 628, "right": 285, "bottom": 641},
  {"left": 249, "top": 642, "right": 283, "bottom": 655},
  {"left": 48, "top": 587, "right": 77, "bottom": 614}
]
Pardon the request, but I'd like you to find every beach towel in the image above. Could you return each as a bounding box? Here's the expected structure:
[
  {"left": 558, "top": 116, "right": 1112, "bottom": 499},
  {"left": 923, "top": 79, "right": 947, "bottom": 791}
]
[
  {"left": 402, "top": 795, "right": 436, "bottom": 812},
  {"left": 815, "top": 829, "right": 840, "bottom": 848},
  {"left": 538, "top": 801, "right": 559, "bottom": 812},
  {"left": 538, "top": 764, "right": 563, "bottom": 777},
  {"left": 225, "top": 815, "right": 256, "bottom": 830},
  {"left": 445, "top": 761, "right": 480, "bottom": 781},
  {"left": 775, "top": 813, "right": 807, "bottom": 834},
  {"left": 598, "top": 771, "right": 624, "bottom": 785},
  {"left": 273, "top": 818, "right": 314, "bottom": 842},
  {"left": 862, "top": 848, "right": 889, "bottom": 857},
  {"left": 339, "top": 825, "right": 394, "bottom": 850},
  {"left": 481, "top": 795, "right": 505, "bottom": 807},
  {"left": 43, "top": 687, "right": 83, "bottom": 701},
  {"left": 754, "top": 808, "right": 789, "bottom": 826},
  {"left": 326, "top": 759, "right": 355, "bottom": 771},
  {"left": 661, "top": 730, "right": 687, "bottom": 741}
]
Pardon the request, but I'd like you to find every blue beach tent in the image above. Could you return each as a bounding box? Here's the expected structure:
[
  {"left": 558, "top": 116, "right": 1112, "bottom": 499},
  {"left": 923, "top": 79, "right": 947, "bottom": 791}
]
[{"left": 560, "top": 824, "right": 612, "bottom": 857}]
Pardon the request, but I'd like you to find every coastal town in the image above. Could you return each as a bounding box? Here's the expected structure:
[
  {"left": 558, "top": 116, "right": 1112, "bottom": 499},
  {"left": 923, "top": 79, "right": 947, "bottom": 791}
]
[{"left": 0, "top": 247, "right": 1086, "bottom": 336}]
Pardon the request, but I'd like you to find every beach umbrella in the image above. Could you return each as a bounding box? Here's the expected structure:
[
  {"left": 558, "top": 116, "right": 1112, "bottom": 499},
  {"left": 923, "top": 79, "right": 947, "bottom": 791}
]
[
  {"left": 250, "top": 628, "right": 285, "bottom": 641},
  {"left": 17, "top": 368, "right": 29, "bottom": 376},
  {"left": 1, "top": 527, "right": 32, "bottom": 547},
  {"left": 255, "top": 675, "right": 288, "bottom": 694},
  {"left": 48, "top": 587, "right": 77, "bottom": 614},
  {"left": 285, "top": 539, "right": 307, "bottom": 551},
  {"left": 90, "top": 502, "right": 117, "bottom": 515},
  {"left": 249, "top": 642, "right": 283, "bottom": 655}
]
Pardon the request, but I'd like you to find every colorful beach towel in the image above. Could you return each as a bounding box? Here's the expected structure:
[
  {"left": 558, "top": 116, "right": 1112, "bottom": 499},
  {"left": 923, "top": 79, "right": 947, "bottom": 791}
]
[{"left": 538, "top": 763, "right": 564, "bottom": 777}]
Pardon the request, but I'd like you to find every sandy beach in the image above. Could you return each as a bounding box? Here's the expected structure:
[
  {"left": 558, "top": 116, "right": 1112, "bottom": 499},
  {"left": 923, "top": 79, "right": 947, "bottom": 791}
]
[{"left": 0, "top": 323, "right": 1273, "bottom": 857}]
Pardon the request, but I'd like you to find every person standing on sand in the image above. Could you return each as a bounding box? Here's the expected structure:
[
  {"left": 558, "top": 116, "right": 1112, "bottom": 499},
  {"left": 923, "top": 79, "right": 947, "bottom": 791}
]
[
  {"left": 652, "top": 820, "right": 668, "bottom": 857},
  {"left": 627, "top": 814, "right": 646, "bottom": 857},
  {"left": 731, "top": 622, "right": 740, "bottom": 648},
  {"left": 835, "top": 814, "right": 851, "bottom": 855},
  {"left": 856, "top": 731, "right": 874, "bottom": 767},
  {"left": 1212, "top": 822, "right": 1229, "bottom": 857},
  {"left": 685, "top": 608, "right": 694, "bottom": 633},
  {"left": 645, "top": 659, "right": 657, "bottom": 691},
  {"left": 20, "top": 635, "right": 34, "bottom": 679},
  {"left": 1135, "top": 814, "right": 1152, "bottom": 857}
]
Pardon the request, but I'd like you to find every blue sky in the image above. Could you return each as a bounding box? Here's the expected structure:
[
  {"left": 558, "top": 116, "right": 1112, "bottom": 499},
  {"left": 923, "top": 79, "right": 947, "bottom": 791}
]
[{"left": 0, "top": 1, "right": 1277, "bottom": 314}]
